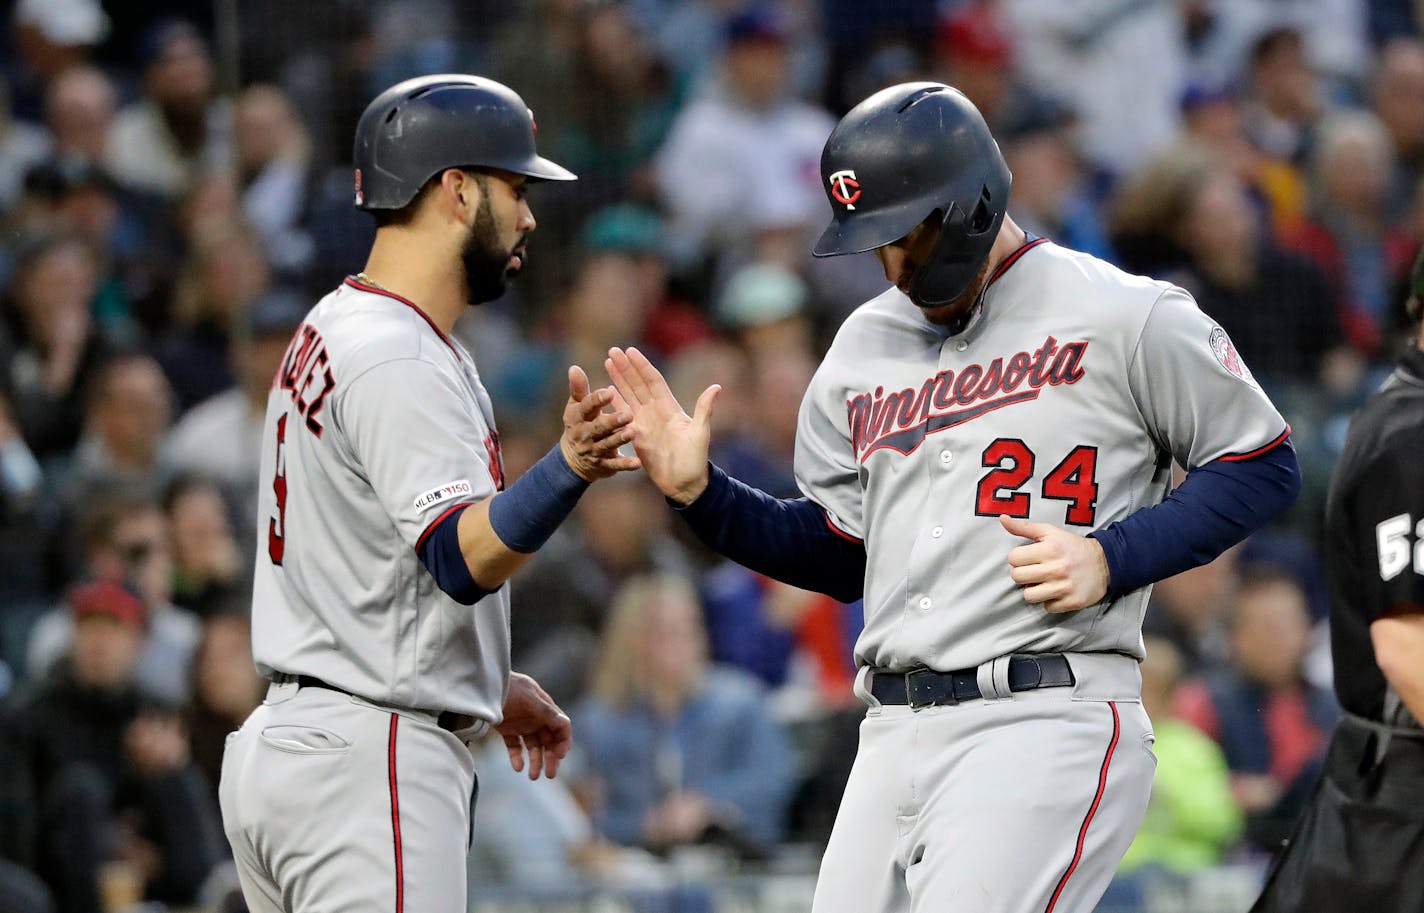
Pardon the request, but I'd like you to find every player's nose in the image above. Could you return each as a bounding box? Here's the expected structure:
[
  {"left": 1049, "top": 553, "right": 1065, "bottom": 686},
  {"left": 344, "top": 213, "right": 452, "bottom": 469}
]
[{"left": 518, "top": 199, "right": 536, "bottom": 233}]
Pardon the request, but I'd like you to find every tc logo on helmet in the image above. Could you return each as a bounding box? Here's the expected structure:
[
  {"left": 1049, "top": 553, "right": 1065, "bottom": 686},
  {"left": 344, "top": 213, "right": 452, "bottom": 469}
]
[{"left": 829, "top": 170, "right": 861, "bottom": 209}]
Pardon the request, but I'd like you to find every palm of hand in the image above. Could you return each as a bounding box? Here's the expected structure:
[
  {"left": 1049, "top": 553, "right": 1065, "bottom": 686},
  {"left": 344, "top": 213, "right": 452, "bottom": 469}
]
[{"left": 606, "top": 346, "right": 719, "bottom": 504}]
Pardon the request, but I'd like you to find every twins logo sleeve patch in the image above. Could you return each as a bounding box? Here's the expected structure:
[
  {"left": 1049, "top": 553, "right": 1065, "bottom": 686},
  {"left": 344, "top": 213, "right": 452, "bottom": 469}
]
[{"left": 413, "top": 479, "right": 474, "bottom": 513}]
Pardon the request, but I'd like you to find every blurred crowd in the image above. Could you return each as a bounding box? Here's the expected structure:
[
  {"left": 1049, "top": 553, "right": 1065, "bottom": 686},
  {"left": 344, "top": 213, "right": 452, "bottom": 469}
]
[{"left": 0, "top": 0, "right": 1421, "bottom": 910}]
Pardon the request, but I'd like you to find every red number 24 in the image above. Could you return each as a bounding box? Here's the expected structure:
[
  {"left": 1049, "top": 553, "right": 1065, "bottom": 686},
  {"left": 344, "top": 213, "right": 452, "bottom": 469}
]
[{"left": 976, "top": 439, "right": 1099, "bottom": 526}]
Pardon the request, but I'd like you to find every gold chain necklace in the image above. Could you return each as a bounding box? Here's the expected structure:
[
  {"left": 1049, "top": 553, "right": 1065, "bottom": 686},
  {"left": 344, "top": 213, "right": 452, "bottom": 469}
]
[{"left": 355, "top": 271, "right": 389, "bottom": 292}]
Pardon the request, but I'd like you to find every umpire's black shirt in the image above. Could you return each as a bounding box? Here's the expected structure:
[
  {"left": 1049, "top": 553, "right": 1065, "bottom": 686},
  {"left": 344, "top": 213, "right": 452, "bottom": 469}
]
[{"left": 1326, "top": 343, "right": 1424, "bottom": 721}]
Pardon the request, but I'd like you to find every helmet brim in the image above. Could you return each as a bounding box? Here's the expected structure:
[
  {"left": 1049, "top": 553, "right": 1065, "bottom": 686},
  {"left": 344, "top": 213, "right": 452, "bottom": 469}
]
[
  {"left": 518, "top": 155, "right": 577, "bottom": 183},
  {"left": 812, "top": 205, "right": 925, "bottom": 258}
]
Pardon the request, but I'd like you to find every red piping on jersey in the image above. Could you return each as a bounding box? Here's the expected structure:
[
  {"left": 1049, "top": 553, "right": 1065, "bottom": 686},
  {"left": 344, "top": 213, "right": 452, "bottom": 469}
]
[
  {"left": 388, "top": 714, "right": 404, "bottom": 913},
  {"left": 344, "top": 276, "right": 459, "bottom": 358},
  {"left": 1043, "top": 700, "right": 1120, "bottom": 913},
  {"left": 1217, "top": 426, "right": 1291, "bottom": 462},
  {"left": 986, "top": 236, "right": 1050, "bottom": 290},
  {"left": 823, "top": 512, "right": 862, "bottom": 544},
  {"left": 415, "top": 502, "right": 471, "bottom": 554}
]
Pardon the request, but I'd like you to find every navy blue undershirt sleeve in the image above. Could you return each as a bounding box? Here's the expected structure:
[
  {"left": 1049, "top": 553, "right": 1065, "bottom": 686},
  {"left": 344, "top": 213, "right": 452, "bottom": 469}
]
[
  {"left": 416, "top": 504, "right": 492, "bottom": 605},
  {"left": 673, "top": 464, "right": 866, "bottom": 603},
  {"left": 1089, "top": 434, "right": 1300, "bottom": 598}
]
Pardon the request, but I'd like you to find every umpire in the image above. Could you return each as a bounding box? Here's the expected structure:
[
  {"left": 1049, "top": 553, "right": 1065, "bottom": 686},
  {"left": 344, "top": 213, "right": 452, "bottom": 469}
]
[{"left": 1252, "top": 249, "right": 1424, "bottom": 911}]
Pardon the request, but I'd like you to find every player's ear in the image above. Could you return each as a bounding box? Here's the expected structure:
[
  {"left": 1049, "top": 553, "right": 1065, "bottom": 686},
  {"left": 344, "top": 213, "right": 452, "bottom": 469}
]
[{"left": 439, "top": 168, "right": 478, "bottom": 222}]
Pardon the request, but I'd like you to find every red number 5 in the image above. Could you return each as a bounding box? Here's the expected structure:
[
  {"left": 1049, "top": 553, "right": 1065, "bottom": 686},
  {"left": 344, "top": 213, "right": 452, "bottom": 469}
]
[
  {"left": 975, "top": 440, "right": 1099, "bottom": 526},
  {"left": 268, "top": 414, "right": 288, "bottom": 564}
]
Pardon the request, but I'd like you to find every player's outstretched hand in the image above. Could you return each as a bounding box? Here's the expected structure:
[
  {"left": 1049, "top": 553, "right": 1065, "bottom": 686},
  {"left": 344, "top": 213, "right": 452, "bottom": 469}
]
[
  {"left": 1000, "top": 515, "right": 1110, "bottom": 613},
  {"left": 560, "top": 365, "right": 641, "bottom": 481},
  {"left": 497, "top": 672, "right": 573, "bottom": 780},
  {"left": 605, "top": 346, "right": 720, "bottom": 505}
]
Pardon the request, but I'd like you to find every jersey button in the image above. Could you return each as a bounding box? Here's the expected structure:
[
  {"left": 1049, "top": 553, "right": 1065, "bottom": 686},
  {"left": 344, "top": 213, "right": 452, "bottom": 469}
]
[
  {"left": 939, "top": 449, "right": 953, "bottom": 464},
  {"left": 955, "top": 341, "right": 968, "bottom": 352},
  {"left": 931, "top": 526, "right": 943, "bottom": 538},
  {"left": 918, "top": 596, "right": 932, "bottom": 611}
]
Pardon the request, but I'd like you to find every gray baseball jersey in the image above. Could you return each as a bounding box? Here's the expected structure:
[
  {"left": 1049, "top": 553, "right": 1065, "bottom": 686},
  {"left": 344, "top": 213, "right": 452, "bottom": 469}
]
[
  {"left": 796, "top": 238, "right": 1287, "bottom": 674},
  {"left": 250, "top": 277, "right": 511, "bottom": 723}
]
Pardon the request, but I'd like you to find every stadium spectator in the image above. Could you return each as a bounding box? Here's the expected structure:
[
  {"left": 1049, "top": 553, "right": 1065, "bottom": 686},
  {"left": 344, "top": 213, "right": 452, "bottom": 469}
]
[
  {"left": 27, "top": 491, "right": 200, "bottom": 706},
  {"left": 932, "top": 0, "right": 1020, "bottom": 130},
  {"left": 41, "top": 65, "right": 115, "bottom": 167},
  {"left": 183, "top": 611, "right": 262, "bottom": 807},
  {"left": 1178, "top": 567, "right": 1339, "bottom": 852},
  {"left": 510, "top": 475, "right": 695, "bottom": 706},
  {"left": 66, "top": 352, "right": 174, "bottom": 501},
  {"left": 1143, "top": 549, "right": 1240, "bottom": 677},
  {"left": 6, "top": 0, "right": 109, "bottom": 123},
  {"left": 1242, "top": 26, "right": 1325, "bottom": 166},
  {"left": 106, "top": 20, "right": 233, "bottom": 200},
  {"left": 234, "top": 84, "right": 315, "bottom": 279},
  {"left": 1282, "top": 110, "right": 1417, "bottom": 358},
  {"left": 5, "top": 580, "right": 225, "bottom": 913},
  {"left": 655, "top": 5, "right": 834, "bottom": 268},
  {"left": 157, "top": 221, "right": 271, "bottom": 409},
  {"left": 163, "top": 476, "right": 244, "bottom": 618},
  {"left": 1373, "top": 38, "right": 1424, "bottom": 221},
  {"left": 575, "top": 574, "right": 795, "bottom": 856},
  {"left": 0, "top": 234, "right": 110, "bottom": 459},
  {"left": 165, "top": 286, "right": 305, "bottom": 506},
  {"left": 1004, "top": 0, "right": 1185, "bottom": 176},
  {"left": 1119, "top": 636, "right": 1242, "bottom": 875},
  {"left": 997, "top": 92, "right": 1112, "bottom": 260}
]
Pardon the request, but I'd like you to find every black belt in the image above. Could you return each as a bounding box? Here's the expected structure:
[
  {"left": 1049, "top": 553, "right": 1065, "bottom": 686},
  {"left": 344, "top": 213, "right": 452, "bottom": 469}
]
[
  {"left": 286, "top": 674, "right": 478, "bottom": 734},
  {"left": 870, "top": 655, "right": 1075, "bottom": 708}
]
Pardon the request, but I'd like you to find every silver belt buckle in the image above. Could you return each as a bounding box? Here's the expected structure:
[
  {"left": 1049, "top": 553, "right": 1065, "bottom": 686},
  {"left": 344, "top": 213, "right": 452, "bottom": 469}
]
[{"left": 905, "top": 667, "right": 941, "bottom": 710}]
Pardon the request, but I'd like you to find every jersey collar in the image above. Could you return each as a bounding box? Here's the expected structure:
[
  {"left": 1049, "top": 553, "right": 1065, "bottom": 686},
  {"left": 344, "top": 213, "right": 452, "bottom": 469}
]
[
  {"left": 343, "top": 276, "right": 461, "bottom": 359},
  {"left": 984, "top": 234, "right": 1050, "bottom": 292}
]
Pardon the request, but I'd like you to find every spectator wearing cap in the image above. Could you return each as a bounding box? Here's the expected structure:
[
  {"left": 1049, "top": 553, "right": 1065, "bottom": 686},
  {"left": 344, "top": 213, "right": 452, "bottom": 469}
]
[
  {"left": 5, "top": 579, "right": 225, "bottom": 913},
  {"left": 996, "top": 92, "right": 1113, "bottom": 261},
  {"left": 584, "top": 204, "right": 714, "bottom": 358},
  {"left": 7, "top": 0, "right": 109, "bottom": 123},
  {"left": 27, "top": 490, "right": 201, "bottom": 707},
  {"left": 708, "top": 263, "right": 817, "bottom": 500},
  {"left": 106, "top": 20, "right": 233, "bottom": 201},
  {"left": 1178, "top": 79, "right": 1307, "bottom": 237},
  {"left": 165, "top": 287, "right": 304, "bottom": 509},
  {"left": 655, "top": 4, "right": 835, "bottom": 269},
  {"left": 932, "top": 0, "right": 1021, "bottom": 130}
]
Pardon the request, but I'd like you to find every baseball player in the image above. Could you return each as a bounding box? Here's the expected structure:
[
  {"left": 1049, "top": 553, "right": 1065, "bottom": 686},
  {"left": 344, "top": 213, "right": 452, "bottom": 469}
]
[
  {"left": 606, "top": 82, "right": 1300, "bottom": 913},
  {"left": 1250, "top": 250, "right": 1424, "bottom": 911},
  {"left": 219, "top": 75, "right": 640, "bottom": 912}
]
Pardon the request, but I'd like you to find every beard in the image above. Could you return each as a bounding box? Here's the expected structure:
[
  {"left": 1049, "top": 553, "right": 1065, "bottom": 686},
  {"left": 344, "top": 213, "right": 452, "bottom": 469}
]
[{"left": 460, "top": 191, "right": 526, "bottom": 305}]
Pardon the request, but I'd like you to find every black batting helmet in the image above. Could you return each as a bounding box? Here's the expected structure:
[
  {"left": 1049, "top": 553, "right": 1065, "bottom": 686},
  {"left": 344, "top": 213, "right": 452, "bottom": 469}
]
[
  {"left": 813, "top": 82, "right": 1011, "bottom": 307},
  {"left": 352, "top": 74, "right": 575, "bottom": 212}
]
